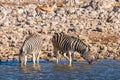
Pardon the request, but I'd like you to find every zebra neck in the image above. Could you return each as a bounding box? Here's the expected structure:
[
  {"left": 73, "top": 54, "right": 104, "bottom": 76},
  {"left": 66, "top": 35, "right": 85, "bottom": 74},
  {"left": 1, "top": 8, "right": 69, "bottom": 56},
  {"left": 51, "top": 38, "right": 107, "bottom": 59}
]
[{"left": 78, "top": 47, "right": 89, "bottom": 54}]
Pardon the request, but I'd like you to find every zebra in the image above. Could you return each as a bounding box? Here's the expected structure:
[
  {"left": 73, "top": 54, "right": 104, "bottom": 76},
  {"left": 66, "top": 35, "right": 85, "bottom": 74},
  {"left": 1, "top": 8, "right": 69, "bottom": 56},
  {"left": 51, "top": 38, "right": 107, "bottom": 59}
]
[
  {"left": 52, "top": 32, "right": 93, "bottom": 66},
  {"left": 19, "top": 34, "right": 42, "bottom": 65}
]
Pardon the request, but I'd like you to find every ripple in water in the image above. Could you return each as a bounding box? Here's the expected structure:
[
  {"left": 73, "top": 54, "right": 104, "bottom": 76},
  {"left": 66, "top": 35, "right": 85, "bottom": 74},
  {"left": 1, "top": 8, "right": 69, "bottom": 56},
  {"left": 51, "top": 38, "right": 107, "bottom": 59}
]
[{"left": 0, "top": 59, "right": 120, "bottom": 80}]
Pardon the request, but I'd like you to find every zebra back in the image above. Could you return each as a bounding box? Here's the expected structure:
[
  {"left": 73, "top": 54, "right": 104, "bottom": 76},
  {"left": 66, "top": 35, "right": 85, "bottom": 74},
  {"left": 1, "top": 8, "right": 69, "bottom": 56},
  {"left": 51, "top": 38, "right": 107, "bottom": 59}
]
[
  {"left": 21, "top": 34, "right": 42, "bottom": 54},
  {"left": 52, "top": 32, "right": 71, "bottom": 52}
]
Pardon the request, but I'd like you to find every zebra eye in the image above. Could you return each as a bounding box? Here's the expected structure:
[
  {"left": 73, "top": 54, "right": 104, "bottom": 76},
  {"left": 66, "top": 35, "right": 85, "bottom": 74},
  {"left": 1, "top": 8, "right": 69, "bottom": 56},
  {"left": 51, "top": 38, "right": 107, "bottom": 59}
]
[{"left": 53, "top": 35, "right": 58, "bottom": 41}]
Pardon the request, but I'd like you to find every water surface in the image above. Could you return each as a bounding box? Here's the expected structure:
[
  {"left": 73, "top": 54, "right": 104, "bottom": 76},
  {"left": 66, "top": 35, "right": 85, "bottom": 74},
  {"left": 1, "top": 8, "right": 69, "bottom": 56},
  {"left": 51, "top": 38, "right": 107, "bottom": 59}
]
[{"left": 0, "top": 59, "right": 120, "bottom": 80}]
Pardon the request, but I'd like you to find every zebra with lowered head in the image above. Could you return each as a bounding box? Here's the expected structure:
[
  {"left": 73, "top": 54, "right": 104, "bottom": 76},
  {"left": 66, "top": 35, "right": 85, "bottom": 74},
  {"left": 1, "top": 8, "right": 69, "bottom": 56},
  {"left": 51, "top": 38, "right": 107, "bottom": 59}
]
[
  {"left": 52, "top": 32, "right": 94, "bottom": 66},
  {"left": 19, "top": 34, "right": 43, "bottom": 65}
]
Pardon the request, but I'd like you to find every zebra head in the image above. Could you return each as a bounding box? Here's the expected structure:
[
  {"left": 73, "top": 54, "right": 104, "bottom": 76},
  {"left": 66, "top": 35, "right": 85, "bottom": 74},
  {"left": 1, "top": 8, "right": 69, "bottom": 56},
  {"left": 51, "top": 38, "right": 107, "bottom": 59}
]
[
  {"left": 19, "top": 49, "right": 25, "bottom": 65},
  {"left": 82, "top": 47, "right": 99, "bottom": 64},
  {"left": 81, "top": 47, "right": 95, "bottom": 64},
  {"left": 52, "top": 32, "right": 58, "bottom": 42}
]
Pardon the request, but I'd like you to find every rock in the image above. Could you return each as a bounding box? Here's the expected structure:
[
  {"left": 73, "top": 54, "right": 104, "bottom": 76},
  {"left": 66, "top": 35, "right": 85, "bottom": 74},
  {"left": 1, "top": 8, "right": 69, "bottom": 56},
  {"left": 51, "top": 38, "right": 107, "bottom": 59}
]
[
  {"left": 8, "top": 55, "right": 14, "bottom": 59},
  {"left": 113, "top": 3, "right": 120, "bottom": 12},
  {"left": 47, "top": 57, "right": 57, "bottom": 62},
  {"left": 114, "top": 56, "right": 120, "bottom": 61},
  {"left": 17, "top": 15, "right": 25, "bottom": 22},
  {"left": 1, "top": 57, "right": 8, "bottom": 61},
  {"left": 92, "top": 27, "right": 103, "bottom": 32},
  {"left": 13, "top": 56, "right": 19, "bottom": 60},
  {"left": 17, "top": 8, "right": 24, "bottom": 14},
  {"left": 98, "top": 54, "right": 104, "bottom": 59},
  {"left": 99, "top": 0, "right": 115, "bottom": 10},
  {"left": 74, "top": 57, "right": 85, "bottom": 62},
  {"left": 8, "top": 58, "right": 13, "bottom": 61}
]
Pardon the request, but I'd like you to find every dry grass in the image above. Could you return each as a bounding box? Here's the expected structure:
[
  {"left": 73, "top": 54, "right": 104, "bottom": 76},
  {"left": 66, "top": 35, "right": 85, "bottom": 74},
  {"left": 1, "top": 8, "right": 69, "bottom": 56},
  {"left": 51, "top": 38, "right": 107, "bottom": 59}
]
[
  {"left": 89, "top": 33, "right": 118, "bottom": 45},
  {"left": 0, "top": 1, "right": 42, "bottom": 6},
  {"left": 0, "top": 1, "right": 17, "bottom": 5},
  {"left": 0, "top": 0, "right": 64, "bottom": 6},
  {"left": 113, "top": 1, "right": 120, "bottom": 7},
  {"left": 20, "top": 1, "right": 40, "bottom": 6}
]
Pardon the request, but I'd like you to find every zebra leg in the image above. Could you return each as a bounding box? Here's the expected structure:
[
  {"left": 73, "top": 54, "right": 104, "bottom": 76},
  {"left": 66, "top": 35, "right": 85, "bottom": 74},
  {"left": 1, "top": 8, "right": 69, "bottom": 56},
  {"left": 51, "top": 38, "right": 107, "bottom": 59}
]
[
  {"left": 71, "top": 52, "right": 74, "bottom": 59},
  {"left": 24, "top": 55, "right": 27, "bottom": 65},
  {"left": 37, "top": 51, "right": 41, "bottom": 64},
  {"left": 33, "top": 52, "right": 36, "bottom": 65},
  {"left": 63, "top": 53, "right": 69, "bottom": 61},
  {"left": 68, "top": 51, "right": 72, "bottom": 66},
  {"left": 56, "top": 51, "right": 60, "bottom": 64},
  {"left": 54, "top": 49, "right": 59, "bottom": 64}
]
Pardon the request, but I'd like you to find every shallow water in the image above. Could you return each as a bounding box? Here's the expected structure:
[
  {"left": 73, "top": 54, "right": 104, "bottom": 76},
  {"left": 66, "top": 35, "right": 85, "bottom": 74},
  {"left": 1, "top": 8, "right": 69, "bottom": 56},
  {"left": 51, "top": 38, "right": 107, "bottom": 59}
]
[{"left": 0, "top": 59, "right": 120, "bottom": 80}]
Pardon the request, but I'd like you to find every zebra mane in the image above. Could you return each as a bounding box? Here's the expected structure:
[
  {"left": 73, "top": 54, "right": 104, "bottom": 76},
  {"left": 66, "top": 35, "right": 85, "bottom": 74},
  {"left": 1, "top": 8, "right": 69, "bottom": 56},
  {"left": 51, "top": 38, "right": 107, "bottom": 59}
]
[
  {"left": 70, "top": 36, "right": 78, "bottom": 39},
  {"left": 24, "top": 34, "right": 40, "bottom": 42}
]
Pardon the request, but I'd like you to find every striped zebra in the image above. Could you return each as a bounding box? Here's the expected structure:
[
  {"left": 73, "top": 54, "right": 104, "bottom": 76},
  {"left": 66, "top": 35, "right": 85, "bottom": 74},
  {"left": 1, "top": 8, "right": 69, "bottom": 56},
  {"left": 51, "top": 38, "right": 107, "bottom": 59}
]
[
  {"left": 52, "top": 32, "right": 93, "bottom": 66},
  {"left": 19, "top": 34, "right": 42, "bottom": 65}
]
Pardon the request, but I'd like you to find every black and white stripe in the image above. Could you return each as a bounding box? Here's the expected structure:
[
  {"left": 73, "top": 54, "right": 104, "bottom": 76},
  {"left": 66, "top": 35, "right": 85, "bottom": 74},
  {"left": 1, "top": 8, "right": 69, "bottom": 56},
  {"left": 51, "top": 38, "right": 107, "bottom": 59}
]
[
  {"left": 52, "top": 32, "right": 92, "bottom": 65},
  {"left": 19, "top": 34, "right": 42, "bottom": 65}
]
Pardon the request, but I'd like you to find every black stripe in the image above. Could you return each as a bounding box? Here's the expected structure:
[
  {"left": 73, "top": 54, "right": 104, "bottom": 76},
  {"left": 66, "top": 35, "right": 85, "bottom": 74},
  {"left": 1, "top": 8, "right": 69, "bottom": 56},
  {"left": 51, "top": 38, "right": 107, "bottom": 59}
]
[
  {"left": 63, "top": 37, "right": 69, "bottom": 51},
  {"left": 74, "top": 39, "right": 79, "bottom": 50},
  {"left": 70, "top": 39, "right": 76, "bottom": 50}
]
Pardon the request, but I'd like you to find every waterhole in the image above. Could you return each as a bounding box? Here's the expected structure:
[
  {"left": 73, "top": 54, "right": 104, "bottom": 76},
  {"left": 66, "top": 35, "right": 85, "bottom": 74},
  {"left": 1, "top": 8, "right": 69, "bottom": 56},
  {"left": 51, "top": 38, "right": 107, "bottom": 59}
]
[{"left": 0, "top": 59, "right": 120, "bottom": 80}]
